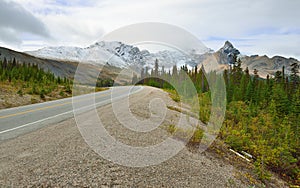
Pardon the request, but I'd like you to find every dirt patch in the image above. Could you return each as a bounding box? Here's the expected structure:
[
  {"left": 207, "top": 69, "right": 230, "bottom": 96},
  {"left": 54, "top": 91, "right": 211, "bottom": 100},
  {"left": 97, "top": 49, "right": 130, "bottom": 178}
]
[
  {"left": 0, "top": 83, "right": 71, "bottom": 109},
  {"left": 0, "top": 84, "right": 35, "bottom": 109}
]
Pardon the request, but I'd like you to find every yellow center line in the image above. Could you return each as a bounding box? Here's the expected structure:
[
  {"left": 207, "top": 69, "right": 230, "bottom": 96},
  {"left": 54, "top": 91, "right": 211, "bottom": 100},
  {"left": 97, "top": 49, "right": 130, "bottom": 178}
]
[{"left": 0, "top": 92, "right": 113, "bottom": 119}]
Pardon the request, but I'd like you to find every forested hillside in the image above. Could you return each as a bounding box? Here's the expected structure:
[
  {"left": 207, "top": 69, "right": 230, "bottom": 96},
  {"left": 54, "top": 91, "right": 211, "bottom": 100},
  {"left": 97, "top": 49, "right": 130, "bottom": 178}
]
[
  {"left": 139, "top": 59, "right": 300, "bottom": 185},
  {"left": 0, "top": 58, "right": 72, "bottom": 108},
  {"left": 0, "top": 56, "right": 121, "bottom": 109}
]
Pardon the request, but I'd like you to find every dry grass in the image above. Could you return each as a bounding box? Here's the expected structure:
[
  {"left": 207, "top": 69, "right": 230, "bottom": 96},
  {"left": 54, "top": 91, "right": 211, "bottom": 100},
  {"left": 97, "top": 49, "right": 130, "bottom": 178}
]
[
  {"left": 1, "top": 81, "right": 67, "bottom": 109},
  {"left": 95, "top": 87, "right": 109, "bottom": 92},
  {"left": 163, "top": 89, "right": 180, "bottom": 102},
  {"left": 0, "top": 81, "right": 110, "bottom": 109}
]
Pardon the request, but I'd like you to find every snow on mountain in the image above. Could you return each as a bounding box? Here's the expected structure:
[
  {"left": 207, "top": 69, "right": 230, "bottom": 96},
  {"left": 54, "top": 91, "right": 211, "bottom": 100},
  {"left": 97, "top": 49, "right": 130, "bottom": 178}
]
[
  {"left": 26, "top": 42, "right": 125, "bottom": 67},
  {"left": 25, "top": 41, "right": 209, "bottom": 72},
  {"left": 25, "top": 40, "right": 299, "bottom": 78},
  {"left": 216, "top": 40, "right": 240, "bottom": 64}
]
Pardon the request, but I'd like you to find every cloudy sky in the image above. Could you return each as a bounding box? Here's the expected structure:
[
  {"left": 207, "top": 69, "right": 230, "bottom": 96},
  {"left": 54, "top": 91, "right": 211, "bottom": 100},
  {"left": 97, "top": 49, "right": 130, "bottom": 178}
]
[{"left": 1, "top": 0, "right": 300, "bottom": 59}]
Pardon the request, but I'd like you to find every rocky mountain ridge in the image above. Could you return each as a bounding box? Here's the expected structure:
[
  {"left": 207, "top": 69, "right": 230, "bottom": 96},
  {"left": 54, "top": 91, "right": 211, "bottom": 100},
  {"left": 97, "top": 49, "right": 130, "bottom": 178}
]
[{"left": 3, "top": 40, "right": 299, "bottom": 78}]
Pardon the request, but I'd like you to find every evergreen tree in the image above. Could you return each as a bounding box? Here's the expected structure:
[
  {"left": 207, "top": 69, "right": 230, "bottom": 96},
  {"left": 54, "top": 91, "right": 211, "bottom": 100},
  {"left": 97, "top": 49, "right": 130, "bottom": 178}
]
[
  {"left": 275, "top": 70, "right": 283, "bottom": 83},
  {"left": 290, "top": 62, "right": 299, "bottom": 90},
  {"left": 271, "top": 84, "right": 290, "bottom": 117},
  {"left": 154, "top": 59, "right": 159, "bottom": 76}
]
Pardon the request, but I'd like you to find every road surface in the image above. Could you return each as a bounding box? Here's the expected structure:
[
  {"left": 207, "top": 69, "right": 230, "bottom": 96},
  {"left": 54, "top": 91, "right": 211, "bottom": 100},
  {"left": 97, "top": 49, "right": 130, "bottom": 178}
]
[{"left": 0, "top": 86, "right": 143, "bottom": 141}]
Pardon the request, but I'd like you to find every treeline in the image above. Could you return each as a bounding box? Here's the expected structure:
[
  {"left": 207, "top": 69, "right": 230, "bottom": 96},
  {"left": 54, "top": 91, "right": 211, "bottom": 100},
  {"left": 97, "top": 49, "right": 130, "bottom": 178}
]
[
  {"left": 96, "top": 78, "right": 114, "bottom": 87},
  {"left": 136, "top": 59, "right": 209, "bottom": 92},
  {"left": 221, "top": 59, "right": 299, "bottom": 183},
  {"left": 0, "top": 58, "right": 72, "bottom": 99},
  {"left": 138, "top": 59, "right": 300, "bottom": 184}
]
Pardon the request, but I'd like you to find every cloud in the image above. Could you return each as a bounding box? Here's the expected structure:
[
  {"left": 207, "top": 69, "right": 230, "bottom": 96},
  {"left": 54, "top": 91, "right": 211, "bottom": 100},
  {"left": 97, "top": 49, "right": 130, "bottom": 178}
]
[
  {"left": 54, "top": 0, "right": 95, "bottom": 7},
  {"left": 3, "top": 0, "right": 300, "bottom": 59},
  {"left": 0, "top": 0, "right": 49, "bottom": 45},
  {"left": 10, "top": 0, "right": 104, "bottom": 47},
  {"left": 237, "top": 34, "right": 300, "bottom": 59},
  {"left": 42, "top": 14, "right": 104, "bottom": 47},
  {"left": 0, "top": 28, "right": 22, "bottom": 45}
]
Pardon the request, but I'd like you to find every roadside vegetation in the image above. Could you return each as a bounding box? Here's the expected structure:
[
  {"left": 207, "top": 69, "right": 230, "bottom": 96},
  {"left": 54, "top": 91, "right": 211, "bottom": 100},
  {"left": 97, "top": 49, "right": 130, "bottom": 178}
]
[
  {"left": 1, "top": 54, "right": 299, "bottom": 185},
  {"left": 0, "top": 58, "right": 73, "bottom": 108},
  {"left": 138, "top": 58, "right": 300, "bottom": 185},
  {"left": 0, "top": 58, "right": 115, "bottom": 109}
]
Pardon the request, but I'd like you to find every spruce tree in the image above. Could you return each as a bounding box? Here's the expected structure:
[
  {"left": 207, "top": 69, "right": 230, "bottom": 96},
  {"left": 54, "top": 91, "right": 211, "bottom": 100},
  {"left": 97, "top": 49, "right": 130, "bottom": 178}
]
[{"left": 290, "top": 62, "right": 299, "bottom": 90}]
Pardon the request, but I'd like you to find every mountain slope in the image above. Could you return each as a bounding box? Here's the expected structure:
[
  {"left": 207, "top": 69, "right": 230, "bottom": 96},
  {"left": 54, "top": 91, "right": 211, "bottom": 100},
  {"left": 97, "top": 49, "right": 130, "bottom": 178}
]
[
  {"left": 0, "top": 47, "right": 77, "bottom": 78},
  {"left": 23, "top": 40, "right": 300, "bottom": 78},
  {"left": 197, "top": 41, "right": 299, "bottom": 78},
  {"left": 26, "top": 41, "right": 206, "bottom": 72},
  {"left": 240, "top": 55, "right": 298, "bottom": 78},
  {"left": 0, "top": 47, "right": 127, "bottom": 85}
]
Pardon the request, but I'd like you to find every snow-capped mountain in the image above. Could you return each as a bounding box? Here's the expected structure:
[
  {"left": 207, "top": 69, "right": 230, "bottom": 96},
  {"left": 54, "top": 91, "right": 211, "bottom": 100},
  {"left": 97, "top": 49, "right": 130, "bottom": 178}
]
[
  {"left": 217, "top": 41, "right": 240, "bottom": 64},
  {"left": 26, "top": 41, "right": 209, "bottom": 72},
  {"left": 26, "top": 40, "right": 299, "bottom": 78}
]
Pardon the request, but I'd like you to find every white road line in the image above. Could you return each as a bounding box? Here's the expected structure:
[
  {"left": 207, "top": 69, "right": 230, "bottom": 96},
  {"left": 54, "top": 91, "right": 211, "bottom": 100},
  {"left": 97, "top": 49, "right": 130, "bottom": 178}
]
[
  {"left": 0, "top": 89, "right": 111, "bottom": 114},
  {"left": 0, "top": 86, "right": 143, "bottom": 135},
  {"left": 0, "top": 110, "right": 73, "bottom": 134}
]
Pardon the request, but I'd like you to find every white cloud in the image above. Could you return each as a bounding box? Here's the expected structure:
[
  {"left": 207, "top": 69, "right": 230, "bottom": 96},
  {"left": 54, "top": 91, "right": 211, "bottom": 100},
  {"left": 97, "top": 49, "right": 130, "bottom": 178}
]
[
  {"left": 237, "top": 34, "right": 300, "bottom": 58},
  {"left": 0, "top": 0, "right": 50, "bottom": 46},
  {"left": 3, "top": 0, "right": 300, "bottom": 59}
]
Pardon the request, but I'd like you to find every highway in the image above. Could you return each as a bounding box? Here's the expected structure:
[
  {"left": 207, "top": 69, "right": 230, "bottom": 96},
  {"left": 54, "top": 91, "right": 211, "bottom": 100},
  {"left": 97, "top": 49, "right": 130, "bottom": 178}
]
[{"left": 0, "top": 86, "right": 143, "bottom": 141}]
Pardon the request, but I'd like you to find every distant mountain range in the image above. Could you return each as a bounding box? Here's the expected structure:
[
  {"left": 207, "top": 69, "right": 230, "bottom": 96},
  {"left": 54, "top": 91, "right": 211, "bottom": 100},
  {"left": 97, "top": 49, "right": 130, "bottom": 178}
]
[
  {"left": 26, "top": 41, "right": 202, "bottom": 74},
  {"left": 200, "top": 41, "right": 299, "bottom": 78},
  {"left": 0, "top": 40, "right": 298, "bottom": 81},
  {"left": 25, "top": 40, "right": 299, "bottom": 78}
]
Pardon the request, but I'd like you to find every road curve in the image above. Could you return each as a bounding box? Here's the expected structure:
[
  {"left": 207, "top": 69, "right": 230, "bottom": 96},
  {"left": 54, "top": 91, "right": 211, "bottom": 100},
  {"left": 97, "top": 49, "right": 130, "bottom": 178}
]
[{"left": 0, "top": 86, "right": 143, "bottom": 141}]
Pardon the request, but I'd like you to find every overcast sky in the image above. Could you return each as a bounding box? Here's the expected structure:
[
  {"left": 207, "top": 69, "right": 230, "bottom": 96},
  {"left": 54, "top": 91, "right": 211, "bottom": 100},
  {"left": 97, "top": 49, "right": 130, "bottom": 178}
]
[{"left": 0, "top": 0, "right": 300, "bottom": 59}]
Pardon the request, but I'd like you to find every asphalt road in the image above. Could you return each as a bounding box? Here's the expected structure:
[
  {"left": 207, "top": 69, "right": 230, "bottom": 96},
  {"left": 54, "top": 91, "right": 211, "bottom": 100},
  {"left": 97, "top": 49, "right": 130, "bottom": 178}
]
[{"left": 0, "top": 86, "right": 143, "bottom": 141}]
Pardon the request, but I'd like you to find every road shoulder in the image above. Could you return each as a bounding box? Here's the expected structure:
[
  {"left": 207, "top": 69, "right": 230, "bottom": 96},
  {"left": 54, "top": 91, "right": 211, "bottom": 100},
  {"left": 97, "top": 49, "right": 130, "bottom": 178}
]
[{"left": 0, "top": 86, "right": 250, "bottom": 187}]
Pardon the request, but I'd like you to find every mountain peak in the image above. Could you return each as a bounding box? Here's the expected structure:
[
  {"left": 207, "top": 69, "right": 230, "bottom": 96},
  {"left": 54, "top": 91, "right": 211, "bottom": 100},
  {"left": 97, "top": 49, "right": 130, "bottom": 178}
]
[
  {"left": 216, "top": 40, "right": 240, "bottom": 64},
  {"left": 223, "top": 40, "right": 234, "bottom": 48},
  {"left": 218, "top": 40, "right": 240, "bottom": 55},
  {"left": 219, "top": 40, "right": 236, "bottom": 52}
]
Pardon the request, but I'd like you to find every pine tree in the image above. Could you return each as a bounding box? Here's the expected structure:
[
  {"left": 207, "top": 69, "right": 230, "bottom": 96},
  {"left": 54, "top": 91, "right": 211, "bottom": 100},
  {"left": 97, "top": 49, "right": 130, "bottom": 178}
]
[
  {"left": 154, "top": 59, "right": 159, "bottom": 76},
  {"left": 161, "top": 65, "right": 165, "bottom": 76},
  {"left": 12, "top": 58, "right": 17, "bottom": 67},
  {"left": 271, "top": 84, "right": 290, "bottom": 116},
  {"left": 290, "top": 62, "right": 299, "bottom": 90},
  {"left": 193, "top": 65, "right": 198, "bottom": 82},
  {"left": 291, "top": 87, "right": 300, "bottom": 146},
  {"left": 275, "top": 70, "right": 282, "bottom": 83},
  {"left": 200, "top": 64, "right": 206, "bottom": 93},
  {"left": 3, "top": 57, "right": 7, "bottom": 69}
]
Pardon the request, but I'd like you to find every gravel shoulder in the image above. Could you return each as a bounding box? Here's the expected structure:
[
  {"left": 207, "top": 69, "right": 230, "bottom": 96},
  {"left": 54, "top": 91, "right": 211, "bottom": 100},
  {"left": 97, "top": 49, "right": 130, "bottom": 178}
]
[{"left": 0, "top": 86, "right": 251, "bottom": 187}]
